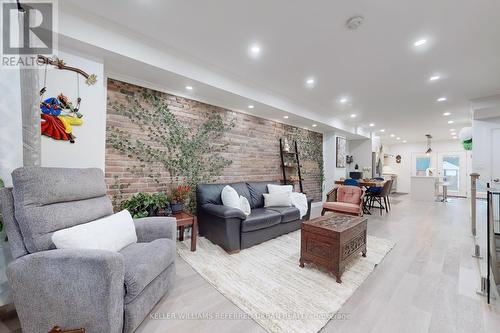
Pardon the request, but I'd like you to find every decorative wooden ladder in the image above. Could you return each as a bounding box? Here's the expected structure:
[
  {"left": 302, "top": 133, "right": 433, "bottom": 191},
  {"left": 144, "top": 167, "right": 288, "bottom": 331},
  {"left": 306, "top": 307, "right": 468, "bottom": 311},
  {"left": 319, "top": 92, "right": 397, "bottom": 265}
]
[{"left": 279, "top": 138, "right": 304, "bottom": 193}]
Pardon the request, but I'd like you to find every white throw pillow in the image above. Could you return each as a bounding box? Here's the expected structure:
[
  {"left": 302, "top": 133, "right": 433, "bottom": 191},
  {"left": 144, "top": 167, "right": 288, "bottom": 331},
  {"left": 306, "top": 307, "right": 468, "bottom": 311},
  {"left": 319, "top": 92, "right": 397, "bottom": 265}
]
[
  {"left": 221, "top": 185, "right": 251, "bottom": 216},
  {"left": 221, "top": 185, "right": 241, "bottom": 209},
  {"left": 52, "top": 210, "right": 137, "bottom": 252},
  {"left": 239, "top": 196, "right": 251, "bottom": 216},
  {"left": 267, "top": 184, "right": 293, "bottom": 194},
  {"left": 263, "top": 192, "right": 292, "bottom": 207}
]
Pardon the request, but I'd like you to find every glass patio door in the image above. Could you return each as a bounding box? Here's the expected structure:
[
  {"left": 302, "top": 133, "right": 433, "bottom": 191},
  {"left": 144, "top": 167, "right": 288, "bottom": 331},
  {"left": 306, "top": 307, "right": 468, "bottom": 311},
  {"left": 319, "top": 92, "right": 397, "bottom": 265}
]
[{"left": 437, "top": 152, "right": 467, "bottom": 197}]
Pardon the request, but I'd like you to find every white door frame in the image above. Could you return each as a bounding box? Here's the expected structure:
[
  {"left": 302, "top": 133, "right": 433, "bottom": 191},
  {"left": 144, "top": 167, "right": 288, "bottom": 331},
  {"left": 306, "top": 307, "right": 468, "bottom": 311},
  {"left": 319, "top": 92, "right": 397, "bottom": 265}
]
[{"left": 436, "top": 151, "right": 467, "bottom": 197}]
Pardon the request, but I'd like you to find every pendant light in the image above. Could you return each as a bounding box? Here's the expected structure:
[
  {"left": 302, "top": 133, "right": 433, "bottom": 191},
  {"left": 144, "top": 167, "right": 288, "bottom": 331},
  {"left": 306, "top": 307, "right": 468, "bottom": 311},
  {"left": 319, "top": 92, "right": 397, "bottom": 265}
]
[{"left": 425, "top": 134, "right": 433, "bottom": 155}]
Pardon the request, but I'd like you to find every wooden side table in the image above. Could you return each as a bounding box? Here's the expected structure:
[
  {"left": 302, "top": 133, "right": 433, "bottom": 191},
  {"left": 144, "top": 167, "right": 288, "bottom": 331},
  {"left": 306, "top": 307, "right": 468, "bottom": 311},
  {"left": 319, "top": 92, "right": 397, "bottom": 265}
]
[{"left": 173, "top": 211, "right": 197, "bottom": 251}]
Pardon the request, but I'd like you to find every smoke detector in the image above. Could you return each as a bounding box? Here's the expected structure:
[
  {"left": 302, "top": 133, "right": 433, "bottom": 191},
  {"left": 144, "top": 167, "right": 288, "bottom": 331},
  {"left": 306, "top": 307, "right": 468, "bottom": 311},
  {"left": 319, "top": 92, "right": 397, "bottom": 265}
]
[{"left": 346, "top": 16, "right": 364, "bottom": 30}]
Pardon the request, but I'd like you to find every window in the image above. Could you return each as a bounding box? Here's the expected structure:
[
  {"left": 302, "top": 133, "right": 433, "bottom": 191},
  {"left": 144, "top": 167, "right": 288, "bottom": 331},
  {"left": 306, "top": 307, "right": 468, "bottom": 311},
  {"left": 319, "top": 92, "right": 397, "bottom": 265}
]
[{"left": 415, "top": 157, "right": 430, "bottom": 176}]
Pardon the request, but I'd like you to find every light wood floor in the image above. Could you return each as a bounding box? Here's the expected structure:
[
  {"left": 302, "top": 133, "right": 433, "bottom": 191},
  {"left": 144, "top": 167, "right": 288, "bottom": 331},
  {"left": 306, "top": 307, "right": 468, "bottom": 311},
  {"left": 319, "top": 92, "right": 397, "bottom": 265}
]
[{"left": 1, "top": 195, "right": 499, "bottom": 333}]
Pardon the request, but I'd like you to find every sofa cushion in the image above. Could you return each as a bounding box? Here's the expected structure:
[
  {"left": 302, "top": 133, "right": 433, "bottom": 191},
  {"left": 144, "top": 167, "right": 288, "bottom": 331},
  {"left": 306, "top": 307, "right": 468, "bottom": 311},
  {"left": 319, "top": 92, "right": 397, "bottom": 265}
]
[
  {"left": 221, "top": 185, "right": 241, "bottom": 209},
  {"left": 267, "top": 184, "right": 293, "bottom": 194},
  {"left": 229, "top": 182, "right": 252, "bottom": 204},
  {"left": 337, "top": 186, "right": 363, "bottom": 205},
  {"left": 197, "top": 183, "right": 226, "bottom": 206},
  {"left": 246, "top": 181, "right": 279, "bottom": 208},
  {"left": 120, "top": 238, "right": 176, "bottom": 303},
  {"left": 11, "top": 167, "right": 113, "bottom": 253},
  {"left": 323, "top": 201, "right": 361, "bottom": 215},
  {"left": 197, "top": 182, "right": 252, "bottom": 207},
  {"left": 241, "top": 208, "right": 281, "bottom": 232},
  {"left": 263, "top": 193, "right": 292, "bottom": 207},
  {"left": 266, "top": 206, "right": 301, "bottom": 223}
]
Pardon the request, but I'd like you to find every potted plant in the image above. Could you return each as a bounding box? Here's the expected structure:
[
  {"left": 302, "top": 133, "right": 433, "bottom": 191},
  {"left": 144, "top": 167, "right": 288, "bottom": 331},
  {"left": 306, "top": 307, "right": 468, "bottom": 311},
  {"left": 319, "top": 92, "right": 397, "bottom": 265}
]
[
  {"left": 170, "top": 185, "right": 191, "bottom": 214},
  {"left": 120, "top": 193, "right": 154, "bottom": 218},
  {"left": 151, "top": 192, "right": 170, "bottom": 216},
  {"left": 121, "top": 192, "right": 171, "bottom": 218}
]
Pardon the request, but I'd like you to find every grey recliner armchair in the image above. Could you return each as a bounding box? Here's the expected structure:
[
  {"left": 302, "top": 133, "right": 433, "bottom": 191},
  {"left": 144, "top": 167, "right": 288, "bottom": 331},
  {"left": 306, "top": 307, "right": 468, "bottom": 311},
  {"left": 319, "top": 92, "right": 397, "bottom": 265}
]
[{"left": 0, "top": 167, "right": 177, "bottom": 333}]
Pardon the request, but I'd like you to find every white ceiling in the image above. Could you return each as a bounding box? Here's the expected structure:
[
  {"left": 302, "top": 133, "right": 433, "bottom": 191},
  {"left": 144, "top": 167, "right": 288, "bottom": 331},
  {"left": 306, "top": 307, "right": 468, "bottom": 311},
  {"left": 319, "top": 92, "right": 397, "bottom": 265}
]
[{"left": 63, "top": 0, "right": 500, "bottom": 143}]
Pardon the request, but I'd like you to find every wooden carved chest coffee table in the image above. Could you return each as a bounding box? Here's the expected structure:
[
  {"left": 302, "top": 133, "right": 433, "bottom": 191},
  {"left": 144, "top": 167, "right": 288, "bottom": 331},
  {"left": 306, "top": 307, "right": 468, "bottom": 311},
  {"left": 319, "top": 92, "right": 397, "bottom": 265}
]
[{"left": 300, "top": 213, "right": 367, "bottom": 283}]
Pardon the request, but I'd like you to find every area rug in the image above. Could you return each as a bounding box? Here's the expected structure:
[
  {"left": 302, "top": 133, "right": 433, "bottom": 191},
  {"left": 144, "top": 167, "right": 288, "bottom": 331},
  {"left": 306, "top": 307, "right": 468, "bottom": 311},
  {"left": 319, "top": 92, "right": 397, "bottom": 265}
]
[{"left": 177, "top": 231, "right": 395, "bottom": 333}]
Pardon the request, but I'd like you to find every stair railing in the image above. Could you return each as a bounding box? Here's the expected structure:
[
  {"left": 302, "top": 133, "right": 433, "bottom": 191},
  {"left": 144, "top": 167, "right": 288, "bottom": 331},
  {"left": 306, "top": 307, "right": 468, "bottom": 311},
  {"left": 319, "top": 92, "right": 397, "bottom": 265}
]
[
  {"left": 470, "top": 173, "right": 480, "bottom": 236},
  {"left": 486, "top": 186, "right": 500, "bottom": 304}
]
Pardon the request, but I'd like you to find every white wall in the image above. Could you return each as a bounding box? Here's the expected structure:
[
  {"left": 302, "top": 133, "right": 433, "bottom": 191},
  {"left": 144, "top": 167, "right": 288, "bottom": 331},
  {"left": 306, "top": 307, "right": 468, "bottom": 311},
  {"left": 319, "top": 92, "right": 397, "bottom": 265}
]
[
  {"left": 347, "top": 138, "right": 372, "bottom": 175},
  {"left": 323, "top": 132, "right": 348, "bottom": 200},
  {"left": 40, "top": 50, "right": 106, "bottom": 170},
  {"left": 0, "top": 70, "right": 23, "bottom": 186},
  {"left": 386, "top": 140, "right": 467, "bottom": 194},
  {"left": 472, "top": 116, "right": 500, "bottom": 182}
]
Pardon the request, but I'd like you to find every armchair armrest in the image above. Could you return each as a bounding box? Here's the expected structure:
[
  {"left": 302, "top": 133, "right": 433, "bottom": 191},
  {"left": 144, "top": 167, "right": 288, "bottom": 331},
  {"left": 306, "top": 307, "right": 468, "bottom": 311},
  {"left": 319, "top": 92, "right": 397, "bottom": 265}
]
[
  {"left": 134, "top": 216, "right": 177, "bottom": 242},
  {"left": 326, "top": 187, "right": 338, "bottom": 202},
  {"left": 201, "top": 203, "right": 246, "bottom": 220},
  {"left": 7, "top": 249, "right": 124, "bottom": 333}
]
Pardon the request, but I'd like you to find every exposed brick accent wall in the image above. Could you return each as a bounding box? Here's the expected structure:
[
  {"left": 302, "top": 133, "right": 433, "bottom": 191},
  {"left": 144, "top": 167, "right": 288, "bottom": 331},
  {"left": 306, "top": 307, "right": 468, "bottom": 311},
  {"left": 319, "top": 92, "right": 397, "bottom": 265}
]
[{"left": 105, "top": 79, "right": 323, "bottom": 206}]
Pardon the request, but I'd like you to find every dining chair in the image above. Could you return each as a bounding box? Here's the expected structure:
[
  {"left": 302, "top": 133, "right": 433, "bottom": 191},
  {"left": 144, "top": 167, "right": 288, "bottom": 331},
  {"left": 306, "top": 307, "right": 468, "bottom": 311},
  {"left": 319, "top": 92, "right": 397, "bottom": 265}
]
[
  {"left": 344, "top": 178, "right": 360, "bottom": 186},
  {"left": 366, "top": 180, "right": 392, "bottom": 215}
]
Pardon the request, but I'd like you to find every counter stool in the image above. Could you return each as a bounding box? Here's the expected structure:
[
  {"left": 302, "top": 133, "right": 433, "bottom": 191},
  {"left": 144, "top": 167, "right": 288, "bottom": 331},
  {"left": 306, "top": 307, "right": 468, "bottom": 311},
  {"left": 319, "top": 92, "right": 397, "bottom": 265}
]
[{"left": 435, "top": 181, "right": 450, "bottom": 202}]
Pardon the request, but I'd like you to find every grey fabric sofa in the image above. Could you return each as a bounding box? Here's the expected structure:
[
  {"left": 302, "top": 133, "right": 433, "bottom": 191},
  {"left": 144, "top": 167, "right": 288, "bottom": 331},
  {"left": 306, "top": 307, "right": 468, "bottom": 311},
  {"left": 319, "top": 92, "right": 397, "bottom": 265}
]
[
  {"left": 0, "top": 167, "right": 176, "bottom": 333},
  {"left": 196, "top": 181, "right": 312, "bottom": 253}
]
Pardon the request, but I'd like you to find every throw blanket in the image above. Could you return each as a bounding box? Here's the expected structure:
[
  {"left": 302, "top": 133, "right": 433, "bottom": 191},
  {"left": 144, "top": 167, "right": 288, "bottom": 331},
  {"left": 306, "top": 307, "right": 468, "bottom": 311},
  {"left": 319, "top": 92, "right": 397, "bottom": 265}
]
[{"left": 290, "top": 192, "right": 308, "bottom": 218}]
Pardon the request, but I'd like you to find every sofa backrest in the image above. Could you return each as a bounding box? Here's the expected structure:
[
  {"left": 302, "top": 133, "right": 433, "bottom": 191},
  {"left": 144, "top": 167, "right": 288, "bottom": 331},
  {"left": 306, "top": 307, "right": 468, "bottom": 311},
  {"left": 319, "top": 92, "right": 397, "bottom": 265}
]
[
  {"left": 11, "top": 167, "right": 113, "bottom": 253},
  {"left": 337, "top": 185, "right": 363, "bottom": 205},
  {"left": 246, "top": 181, "right": 278, "bottom": 208},
  {"left": 196, "top": 180, "right": 279, "bottom": 210}
]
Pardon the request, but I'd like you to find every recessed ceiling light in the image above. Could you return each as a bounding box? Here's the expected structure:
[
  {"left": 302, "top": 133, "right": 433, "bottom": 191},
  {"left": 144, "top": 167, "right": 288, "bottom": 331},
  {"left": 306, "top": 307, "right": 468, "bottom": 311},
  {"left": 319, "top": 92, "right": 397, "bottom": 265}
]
[
  {"left": 312, "top": 124, "right": 317, "bottom": 127},
  {"left": 396, "top": 137, "right": 401, "bottom": 140},
  {"left": 306, "top": 78, "right": 315, "bottom": 85},
  {"left": 283, "top": 115, "right": 289, "bottom": 119},
  {"left": 437, "top": 97, "right": 447, "bottom": 102},
  {"left": 369, "top": 123, "right": 375, "bottom": 127},
  {"left": 429, "top": 75, "right": 440, "bottom": 81},
  {"left": 453, "top": 136, "right": 458, "bottom": 139},
  {"left": 451, "top": 132, "right": 456, "bottom": 136},
  {"left": 443, "top": 112, "right": 451, "bottom": 116},
  {"left": 248, "top": 105, "right": 254, "bottom": 109},
  {"left": 414, "top": 39, "right": 427, "bottom": 47},
  {"left": 350, "top": 114, "right": 357, "bottom": 118},
  {"left": 390, "top": 134, "right": 395, "bottom": 138},
  {"left": 403, "top": 140, "right": 407, "bottom": 143},
  {"left": 448, "top": 120, "right": 454, "bottom": 124},
  {"left": 340, "top": 98, "right": 348, "bottom": 104},
  {"left": 249, "top": 44, "right": 261, "bottom": 55},
  {"left": 380, "top": 129, "right": 385, "bottom": 133},
  {"left": 185, "top": 86, "right": 193, "bottom": 90},
  {"left": 449, "top": 128, "right": 455, "bottom": 131}
]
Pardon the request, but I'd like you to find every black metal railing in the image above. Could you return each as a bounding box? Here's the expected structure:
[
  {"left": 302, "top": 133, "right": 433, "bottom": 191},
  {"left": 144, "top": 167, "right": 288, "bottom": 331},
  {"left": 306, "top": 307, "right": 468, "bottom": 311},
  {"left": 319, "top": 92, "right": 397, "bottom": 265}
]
[{"left": 486, "top": 185, "right": 500, "bottom": 304}]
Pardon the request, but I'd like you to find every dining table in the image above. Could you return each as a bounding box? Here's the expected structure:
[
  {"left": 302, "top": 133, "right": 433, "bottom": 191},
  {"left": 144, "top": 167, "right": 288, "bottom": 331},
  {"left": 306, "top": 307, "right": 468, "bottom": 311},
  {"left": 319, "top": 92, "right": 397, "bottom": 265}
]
[
  {"left": 335, "top": 179, "right": 386, "bottom": 214},
  {"left": 335, "top": 179, "right": 386, "bottom": 187}
]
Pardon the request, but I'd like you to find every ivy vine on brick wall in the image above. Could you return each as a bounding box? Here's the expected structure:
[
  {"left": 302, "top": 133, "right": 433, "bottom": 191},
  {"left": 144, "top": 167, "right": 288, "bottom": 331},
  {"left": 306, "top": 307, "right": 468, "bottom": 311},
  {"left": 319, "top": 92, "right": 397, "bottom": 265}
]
[
  {"left": 107, "top": 92, "right": 234, "bottom": 211},
  {"left": 283, "top": 127, "right": 324, "bottom": 187}
]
